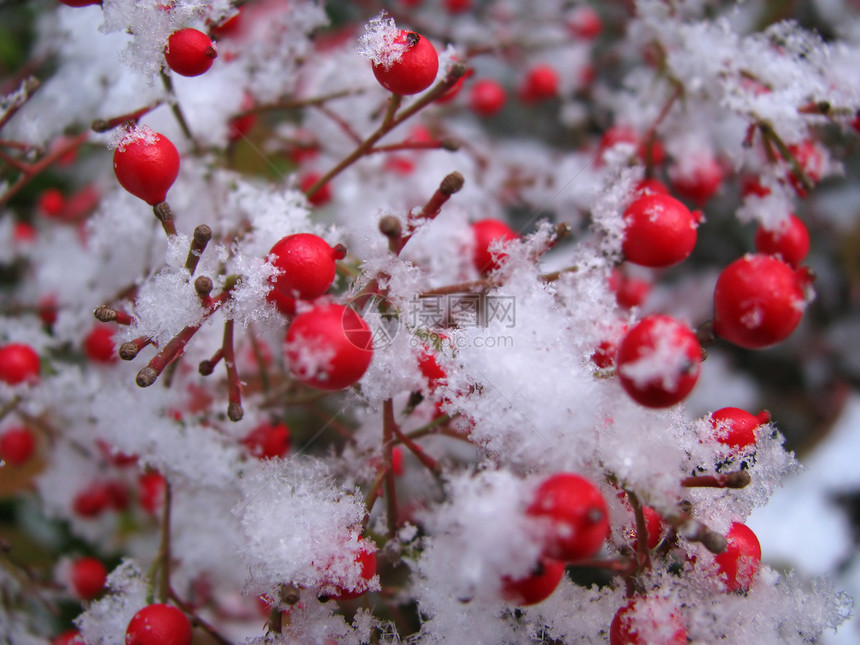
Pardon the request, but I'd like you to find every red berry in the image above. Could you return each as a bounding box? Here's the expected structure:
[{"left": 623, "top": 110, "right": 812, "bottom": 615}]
[
  {"left": 714, "top": 522, "right": 761, "bottom": 592},
  {"left": 418, "top": 347, "right": 446, "bottom": 391},
  {"left": 0, "top": 427, "right": 36, "bottom": 466},
  {"left": 628, "top": 505, "right": 664, "bottom": 552},
  {"left": 469, "top": 79, "right": 506, "bottom": 116},
  {"left": 787, "top": 140, "right": 823, "bottom": 195},
  {"left": 519, "top": 64, "right": 559, "bottom": 103},
  {"left": 38, "top": 188, "right": 66, "bottom": 217},
  {"left": 285, "top": 303, "right": 374, "bottom": 391},
  {"left": 372, "top": 31, "right": 439, "bottom": 95},
  {"left": 616, "top": 315, "right": 702, "bottom": 408},
  {"left": 591, "top": 339, "right": 618, "bottom": 369},
  {"left": 712, "top": 254, "right": 810, "bottom": 349},
  {"left": 0, "top": 343, "right": 40, "bottom": 385},
  {"left": 96, "top": 439, "right": 138, "bottom": 467},
  {"left": 443, "top": 0, "right": 471, "bottom": 13},
  {"left": 634, "top": 178, "right": 670, "bottom": 196},
  {"left": 13, "top": 222, "right": 37, "bottom": 243},
  {"left": 70, "top": 557, "right": 107, "bottom": 600},
  {"left": 84, "top": 325, "right": 116, "bottom": 363},
  {"left": 710, "top": 407, "right": 771, "bottom": 450},
  {"left": 609, "top": 269, "right": 651, "bottom": 309},
  {"left": 326, "top": 539, "right": 377, "bottom": 600},
  {"left": 299, "top": 172, "right": 332, "bottom": 206},
  {"left": 567, "top": 6, "right": 602, "bottom": 40},
  {"left": 668, "top": 153, "right": 723, "bottom": 206},
  {"left": 527, "top": 473, "right": 610, "bottom": 561},
  {"left": 138, "top": 471, "right": 166, "bottom": 515},
  {"left": 58, "top": 0, "right": 101, "bottom": 6},
  {"left": 501, "top": 557, "right": 565, "bottom": 606},
  {"left": 52, "top": 630, "right": 84, "bottom": 645},
  {"left": 754, "top": 213, "right": 810, "bottom": 267},
  {"left": 609, "top": 598, "right": 687, "bottom": 645},
  {"left": 622, "top": 194, "right": 701, "bottom": 268},
  {"left": 164, "top": 28, "right": 217, "bottom": 77},
  {"left": 38, "top": 295, "right": 58, "bottom": 327},
  {"left": 391, "top": 445, "right": 404, "bottom": 476},
  {"left": 242, "top": 421, "right": 291, "bottom": 459},
  {"left": 471, "top": 219, "right": 519, "bottom": 275},
  {"left": 126, "top": 604, "right": 192, "bottom": 645},
  {"left": 598, "top": 126, "right": 665, "bottom": 166},
  {"left": 113, "top": 128, "right": 180, "bottom": 206},
  {"left": 267, "top": 234, "right": 343, "bottom": 309},
  {"left": 73, "top": 482, "right": 112, "bottom": 518}
]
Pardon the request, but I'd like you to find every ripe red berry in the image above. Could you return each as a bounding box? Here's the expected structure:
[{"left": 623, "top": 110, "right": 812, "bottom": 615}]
[
  {"left": 58, "top": 0, "right": 101, "bottom": 6},
  {"left": 598, "top": 126, "right": 666, "bottom": 166},
  {"left": 754, "top": 213, "right": 810, "bottom": 267},
  {"left": 138, "top": 471, "right": 166, "bottom": 515},
  {"left": 527, "top": 473, "right": 610, "bottom": 561},
  {"left": 609, "top": 269, "right": 651, "bottom": 309},
  {"left": 469, "top": 79, "right": 507, "bottom": 117},
  {"left": 622, "top": 194, "right": 701, "bottom": 268},
  {"left": 38, "top": 188, "right": 66, "bottom": 218},
  {"left": 126, "top": 604, "right": 192, "bottom": 645},
  {"left": 299, "top": 172, "right": 333, "bottom": 207},
  {"left": 52, "top": 630, "right": 84, "bottom": 645},
  {"left": 267, "top": 234, "right": 344, "bottom": 315},
  {"left": 242, "top": 421, "right": 291, "bottom": 459},
  {"left": 634, "top": 178, "right": 670, "bottom": 196},
  {"left": 418, "top": 347, "right": 446, "bottom": 391},
  {"left": 471, "top": 219, "right": 519, "bottom": 274},
  {"left": 668, "top": 153, "right": 723, "bottom": 206},
  {"left": 84, "top": 325, "right": 116, "bottom": 363},
  {"left": 629, "top": 505, "right": 664, "bottom": 552},
  {"left": 113, "top": 128, "right": 180, "bottom": 206},
  {"left": 710, "top": 407, "right": 771, "bottom": 450},
  {"left": 325, "top": 540, "right": 377, "bottom": 601},
  {"left": 609, "top": 598, "right": 687, "bottom": 645},
  {"left": 519, "top": 64, "right": 559, "bottom": 103},
  {"left": 567, "top": 6, "right": 602, "bottom": 40},
  {"left": 712, "top": 254, "right": 810, "bottom": 349},
  {"left": 616, "top": 315, "right": 702, "bottom": 408},
  {"left": 164, "top": 28, "right": 217, "bottom": 77},
  {"left": 443, "top": 0, "right": 472, "bottom": 13},
  {"left": 0, "top": 343, "right": 40, "bottom": 385},
  {"left": 70, "top": 557, "right": 107, "bottom": 600},
  {"left": 73, "top": 483, "right": 111, "bottom": 518},
  {"left": 285, "top": 303, "right": 374, "bottom": 391},
  {"left": 372, "top": 31, "right": 439, "bottom": 95},
  {"left": 501, "top": 557, "right": 565, "bottom": 606},
  {"left": 0, "top": 427, "right": 36, "bottom": 466},
  {"left": 714, "top": 522, "right": 761, "bottom": 592}
]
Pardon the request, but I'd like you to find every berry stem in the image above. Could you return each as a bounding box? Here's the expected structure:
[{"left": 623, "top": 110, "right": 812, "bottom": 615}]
[
  {"left": 758, "top": 122, "right": 815, "bottom": 193},
  {"left": 198, "top": 348, "right": 223, "bottom": 375},
  {"left": 91, "top": 101, "right": 163, "bottom": 133},
  {"left": 0, "top": 77, "right": 39, "bottom": 131},
  {"left": 302, "top": 63, "right": 467, "bottom": 201},
  {"left": 0, "top": 395, "right": 21, "bottom": 424},
  {"left": 153, "top": 202, "right": 178, "bottom": 237},
  {"left": 681, "top": 471, "right": 751, "bottom": 489},
  {"left": 119, "top": 336, "right": 152, "bottom": 361},
  {"left": 157, "top": 479, "right": 172, "bottom": 603},
  {"left": 0, "top": 131, "right": 89, "bottom": 209},
  {"left": 93, "top": 305, "right": 134, "bottom": 325},
  {"left": 160, "top": 69, "right": 196, "bottom": 145},
  {"left": 625, "top": 489, "right": 653, "bottom": 571},
  {"left": 382, "top": 398, "right": 400, "bottom": 538},
  {"left": 185, "top": 225, "right": 212, "bottom": 275},
  {"left": 168, "top": 587, "right": 233, "bottom": 645},
  {"left": 367, "top": 138, "right": 460, "bottom": 154},
  {"left": 237, "top": 88, "right": 363, "bottom": 116},
  {"left": 663, "top": 506, "right": 727, "bottom": 554},
  {"left": 391, "top": 420, "right": 441, "bottom": 475},
  {"left": 223, "top": 319, "right": 243, "bottom": 421},
  {"left": 379, "top": 215, "right": 404, "bottom": 254}
]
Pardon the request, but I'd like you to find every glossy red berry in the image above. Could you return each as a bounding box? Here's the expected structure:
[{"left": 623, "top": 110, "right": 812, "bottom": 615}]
[
  {"left": 38, "top": 188, "right": 66, "bottom": 218},
  {"left": 52, "top": 630, "right": 84, "bottom": 645},
  {"left": 714, "top": 522, "right": 761, "bottom": 592},
  {"left": 616, "top": 315, "right": 702, "bottom": 408},
  {"left": 285, "top": 303, "right": 374, "bottom": 391},
  {"left": 0, "top": 343, "right": 40, "bottom": 385},
  {"left": 58, "top": 0, "right": 101, "bottom": 6},
  {"left": 242, "top": 421, "right": 291, "bottom": 459},
  {"left": 469, "top": 79, "right": 507, "bottom": 117},
  {"left": 418, "top": 347, "right": 446, "bottom": 391},
  {"left": 72, "top": 482, "right": 113, "bottom": 518},
  {"left": 126, "top": 604, "right": 192, "bottom": 645},
  {"left": 527, "top": 473, "right": 610, "bottom": 561},
  {"left": 113, "top": 128, "right": 180, "bottom": 206},
  {"left": 567, "top": 6, "right": 602, "bottom": 39},
  {"left": 138, "top": 471, "right": 166, "bottom": 515},
  {"left": 326, "top": 540, "right": 377, "bottom": 601},
  {"left": 372, "top": 31, "right": 439, "bottom": 95},
  {"left": 84, "top": 325, "right": 116, "bottom": 363},
  {"left": 609, "top": 598, "right": 687, "bottom": 645},
  {"left": 754, "top": 213, "right": 810, "bottom": 267},
  {"left": 668, "top": 153, "right": 723, "bottom": 206},
  {"left": 713, "top": 254, "right": 810, "bottom": 349},
  {"left": 471, "top": 219, "right": 519, "bottom": 275},
  {"left": 710, "top": 407, "right": 771, "bottom": 450},
  {"left": 634, "top": 178, "right": 670, "bottom": 196},
  {"left": 519, "top": 64, "right": 559, "bottom": 103},
  {"left": 70, "top": 557, "right": 107, "bottom": 600},
  {"left": 299, "top": 172, "right": 332, "bottom": 207},
  {"left": 622, "top": 194, "right": 701, "bottom": 268},
  {"left": 267, "top": 234, "right": 344, "bottom": 315},
  {"left": 609, "top": 269, "right": 651, "bottom": 309},
  {"left": 0, "top": 427, "right": 36, "bottom": 466},
  {"left": 501, "top": 557, "right": 565, "bottom": 606},
  {"left": 164, "top": 28, "right": 217, "bottom": 77}
]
